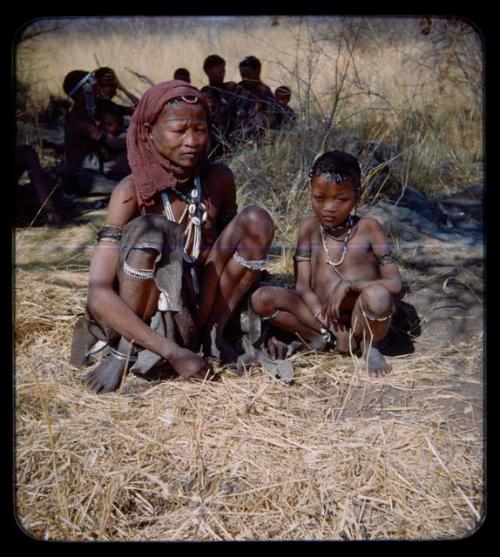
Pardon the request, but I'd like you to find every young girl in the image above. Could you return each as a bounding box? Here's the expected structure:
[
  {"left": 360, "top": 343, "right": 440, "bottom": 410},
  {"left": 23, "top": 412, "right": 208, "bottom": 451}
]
[{"left": 250, "top": 150, "right": 402, "bottom": 377}]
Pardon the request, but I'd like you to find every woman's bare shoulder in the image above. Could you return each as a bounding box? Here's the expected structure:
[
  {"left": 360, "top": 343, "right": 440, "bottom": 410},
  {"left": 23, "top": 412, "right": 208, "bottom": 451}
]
[
  {"left": 106, "top": 175, "right": 139, "bottom": 227},
  {"left": 205, "top": 162, "right": 234, "bottom": 183},
  {"left": 204, "top": 162, "right": 235, "bottom": 199}
]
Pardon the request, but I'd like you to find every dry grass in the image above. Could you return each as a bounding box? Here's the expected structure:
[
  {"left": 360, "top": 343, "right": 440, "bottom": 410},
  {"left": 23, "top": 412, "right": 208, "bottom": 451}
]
[
  {"left": 16, "top": 16, "right": 483, "bottom": 196},
  {"left": 15, "top": 223, "right": 484, "bottom": 541}
]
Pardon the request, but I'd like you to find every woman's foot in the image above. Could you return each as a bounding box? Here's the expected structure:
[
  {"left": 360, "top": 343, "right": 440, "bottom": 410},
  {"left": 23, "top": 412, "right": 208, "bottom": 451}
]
[{"left": 85, "top": 355, "right": 127, "bottom": 393}]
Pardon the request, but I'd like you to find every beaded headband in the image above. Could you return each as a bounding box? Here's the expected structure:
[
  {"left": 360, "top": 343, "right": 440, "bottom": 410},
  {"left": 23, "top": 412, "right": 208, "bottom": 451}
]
[
  {"left": 309, "top": 153, "right": 347, "bottom": 184},
  {"left": 67, "top": 72, "right": 95, "bottom": 98}
]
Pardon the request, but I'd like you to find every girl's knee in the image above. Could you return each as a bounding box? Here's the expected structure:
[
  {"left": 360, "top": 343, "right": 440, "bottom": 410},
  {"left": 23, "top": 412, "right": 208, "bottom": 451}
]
[{"left": 360, "top": 284, "right": 392, "bottom": 313}]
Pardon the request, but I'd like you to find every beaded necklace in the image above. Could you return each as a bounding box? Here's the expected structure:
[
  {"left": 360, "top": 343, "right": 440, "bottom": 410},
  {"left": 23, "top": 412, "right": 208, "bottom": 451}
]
[
  {"left": 161, "top": 176, "right": 208, "bottom": 263},
  {"left": 320, "top": 215, "right": 355, "bottom": 268}
]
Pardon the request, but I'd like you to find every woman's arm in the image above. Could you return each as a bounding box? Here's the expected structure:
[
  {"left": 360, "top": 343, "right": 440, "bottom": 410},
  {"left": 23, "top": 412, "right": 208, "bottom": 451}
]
[
  {"left": 214, "top": 164, "right": 238, "bottom": 233},
  {"left": 83, "top": 120, "right": 128, "bottom": 151},
  {"left": 86, "top": 179, "right": 180, "bottom": 359}
]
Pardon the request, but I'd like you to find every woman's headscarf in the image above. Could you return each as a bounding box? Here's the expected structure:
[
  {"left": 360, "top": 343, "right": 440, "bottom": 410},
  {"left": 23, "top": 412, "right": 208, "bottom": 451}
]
[{"left": 127, "top": 80, "right": 209, "bottom": 208}]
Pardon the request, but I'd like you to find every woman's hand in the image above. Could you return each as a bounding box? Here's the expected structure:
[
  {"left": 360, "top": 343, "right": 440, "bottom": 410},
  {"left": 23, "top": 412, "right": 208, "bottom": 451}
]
[{"left": 312, "top": 307, "right": 328, "bottom": 328}]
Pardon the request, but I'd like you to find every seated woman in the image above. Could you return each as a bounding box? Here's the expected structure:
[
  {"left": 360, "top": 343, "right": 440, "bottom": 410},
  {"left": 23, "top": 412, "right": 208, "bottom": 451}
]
[{"left": 71, "top": 79, "right": 275, "bottom": 393}]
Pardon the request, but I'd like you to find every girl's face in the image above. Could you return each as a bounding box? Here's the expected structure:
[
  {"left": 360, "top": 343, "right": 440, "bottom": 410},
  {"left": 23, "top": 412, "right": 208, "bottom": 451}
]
[
  {"left": 147, "top": 100, "right": 209, "bottom": 170},
  {"left": 310, "top": 173, "right": 359, "bottom": 228}
]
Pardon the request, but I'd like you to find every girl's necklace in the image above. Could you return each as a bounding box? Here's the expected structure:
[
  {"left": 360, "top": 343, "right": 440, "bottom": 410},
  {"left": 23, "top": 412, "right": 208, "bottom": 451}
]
[{"left": 320, "top": 216, "right": 354, "bottom": 268}]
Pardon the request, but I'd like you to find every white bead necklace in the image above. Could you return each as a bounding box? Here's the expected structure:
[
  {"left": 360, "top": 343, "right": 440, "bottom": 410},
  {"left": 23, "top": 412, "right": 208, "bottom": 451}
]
[
  {"left": 320, "top": 216, "right": 354, "bottom": 268},
  {"left": 161, "top": 176, "right": 208, "bottom": 264}
]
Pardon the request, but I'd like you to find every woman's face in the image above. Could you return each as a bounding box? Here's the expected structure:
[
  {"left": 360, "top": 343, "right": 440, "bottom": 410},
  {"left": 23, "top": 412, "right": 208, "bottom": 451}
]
[{"left": 147, "top": 100, "right": 209, "bottom": 170}]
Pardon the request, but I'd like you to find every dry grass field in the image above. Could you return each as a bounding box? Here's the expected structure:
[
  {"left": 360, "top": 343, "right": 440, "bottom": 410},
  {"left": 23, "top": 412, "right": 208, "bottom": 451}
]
[{"left": 14, "top": 16, "right": 485, "bottom": 541}]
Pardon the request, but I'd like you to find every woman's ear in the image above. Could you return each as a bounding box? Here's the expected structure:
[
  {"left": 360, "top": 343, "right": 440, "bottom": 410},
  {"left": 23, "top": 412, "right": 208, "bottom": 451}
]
[{"left": 144, "top": 123, "right": 154, "bottom": 142}]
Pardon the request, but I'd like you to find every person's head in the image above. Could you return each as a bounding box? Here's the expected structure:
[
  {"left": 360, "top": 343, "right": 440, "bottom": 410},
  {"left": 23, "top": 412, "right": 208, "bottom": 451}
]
[
  {"left": 200, "top": 86, "right": 219, "bottom": 109},
  {"left": 308, "top": 150, "right": 361, "bottom": 229},
  {"left": 239, "top": 56, "right": 262, "bottom": 82},
  {"left": 142, "top": 85, "right": 209, "bottom": 171},
  {"left": 127, "top": 80, "right": 211, "bottom": 207},
  {"left": 173, "top": 68, "right": 191, "bottom": 83},
  {"left": 96, "top": 107, "right": 124, "bottom": 136},
  {"left": 94, "top": 67, "right": 118, "bottom": 99},
  {"left": 275, "top": 85, "right": 291, "bottom": 107},
  {"left": 203, "top": 54, "right": 226, "bottom": 85},
  {"left": 63, "top": 70, "right": 97, "bottom": 111}
]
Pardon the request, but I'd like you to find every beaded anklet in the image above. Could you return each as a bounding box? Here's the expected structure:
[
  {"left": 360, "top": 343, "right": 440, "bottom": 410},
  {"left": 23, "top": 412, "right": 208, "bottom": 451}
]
[{"left": 232, "top": 251, "right": 268, "bottom": 271}]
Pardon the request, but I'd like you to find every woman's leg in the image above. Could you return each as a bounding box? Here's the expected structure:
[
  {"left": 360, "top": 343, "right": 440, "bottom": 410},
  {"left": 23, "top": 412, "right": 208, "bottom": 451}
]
[{"left": 195, "top": 206, "right": 274, "bottom": 361}]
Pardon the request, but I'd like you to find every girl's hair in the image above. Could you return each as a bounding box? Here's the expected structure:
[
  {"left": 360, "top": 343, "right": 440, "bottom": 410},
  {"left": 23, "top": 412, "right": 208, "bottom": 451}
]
[{"left": 309, "top": 150, "right": 361, "bottom": 186}]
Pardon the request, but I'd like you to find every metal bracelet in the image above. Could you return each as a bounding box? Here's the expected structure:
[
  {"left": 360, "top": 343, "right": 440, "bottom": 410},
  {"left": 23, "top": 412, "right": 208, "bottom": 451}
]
[
  {"left": 97, "top": 226, "right": 122, "bottom": 243},
  {"left": 262, "top": 309, "right": 279, "bottom": 321},
  {"left": 362, "top": 309, "right": 393, "bottom": 322},
  {"left": 109, "top": 346, "right": 138, "bottom": 362},
  {"left": 377, "top": 251, "right": 396, "bottom": 266}
]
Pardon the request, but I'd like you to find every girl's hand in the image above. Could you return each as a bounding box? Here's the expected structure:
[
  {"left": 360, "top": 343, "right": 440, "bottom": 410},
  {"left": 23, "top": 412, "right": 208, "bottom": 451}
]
[{"left": 323, "top": 280, "right": 351, "bottom": 330}]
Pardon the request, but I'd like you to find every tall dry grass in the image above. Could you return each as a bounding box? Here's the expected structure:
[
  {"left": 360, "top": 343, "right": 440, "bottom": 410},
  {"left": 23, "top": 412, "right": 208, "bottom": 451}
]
[{"left": 16, "top": 15, "right": 483, "bottom": 204}]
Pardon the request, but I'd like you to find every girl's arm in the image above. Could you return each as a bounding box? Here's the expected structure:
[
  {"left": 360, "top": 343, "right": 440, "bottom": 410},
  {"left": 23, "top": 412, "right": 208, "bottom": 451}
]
[
  {"left": 294, "top": 219, "right": 327, "bottom": 325},
  {"left": 342, "top": 218, "right": 402, "bottom": 296}
]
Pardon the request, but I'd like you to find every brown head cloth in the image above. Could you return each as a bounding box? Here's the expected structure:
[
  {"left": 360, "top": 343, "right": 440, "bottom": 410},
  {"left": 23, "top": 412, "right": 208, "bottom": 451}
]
[{"left": 127, "top": 80, "right": 209, "bottom": 208}]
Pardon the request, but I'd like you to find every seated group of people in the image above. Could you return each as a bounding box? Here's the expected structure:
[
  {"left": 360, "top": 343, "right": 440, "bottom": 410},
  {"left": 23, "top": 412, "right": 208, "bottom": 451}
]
[
  {"left": 197, "top": 54, "right": 296, "bottom": 157},
  {"left": 61, "top": 55, "right": 296, "bottom": 196},
  {"left": 67, "top": 79, "right": 401, "bottom": 394},
  {"left": 17, "top": 55, "right": 297, "bottom": 226}
]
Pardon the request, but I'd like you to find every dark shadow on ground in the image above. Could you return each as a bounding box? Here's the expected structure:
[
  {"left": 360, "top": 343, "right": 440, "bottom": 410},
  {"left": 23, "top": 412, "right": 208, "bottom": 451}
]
[{"left": 379, "top": 301, "right": 421, "bottom": 356}]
